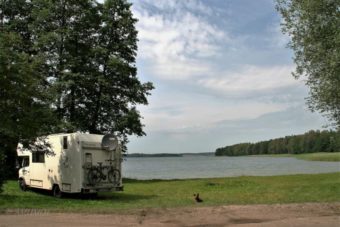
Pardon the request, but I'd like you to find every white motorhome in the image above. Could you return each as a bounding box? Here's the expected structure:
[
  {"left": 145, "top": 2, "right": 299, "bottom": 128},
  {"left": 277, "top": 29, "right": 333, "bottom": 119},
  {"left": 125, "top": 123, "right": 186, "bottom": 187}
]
[{"left": 17, "top": 133, "right": 123, "bottom": 197}]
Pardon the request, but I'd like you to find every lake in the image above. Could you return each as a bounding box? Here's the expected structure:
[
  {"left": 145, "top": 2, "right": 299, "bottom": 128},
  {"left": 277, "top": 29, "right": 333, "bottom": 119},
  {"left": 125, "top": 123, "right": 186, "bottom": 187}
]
[{"left": 122, "top": 155, "right": 340, "bottom": 179}]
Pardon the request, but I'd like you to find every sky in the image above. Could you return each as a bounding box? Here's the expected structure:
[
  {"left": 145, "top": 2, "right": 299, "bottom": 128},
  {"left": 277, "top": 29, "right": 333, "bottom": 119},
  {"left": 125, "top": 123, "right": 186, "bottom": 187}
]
[{"left": 127, "top": 0, "right": 328, "bottom": 154}]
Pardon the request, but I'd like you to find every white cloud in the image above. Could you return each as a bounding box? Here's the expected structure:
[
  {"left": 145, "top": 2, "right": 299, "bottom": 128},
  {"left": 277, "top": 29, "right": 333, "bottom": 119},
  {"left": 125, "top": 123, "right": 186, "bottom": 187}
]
[
  {"left": 132, "top": 2, "right": 305, "bottom": 134},
  {"left": 128, "top": 106, "right": 327, "bottom": 154},
  {"left": 136, "top": 64, "right": 306, "bottom": 134},
  {"left": 139, "top": 92, "right": 291, "bottom": 133},
  {"left": 136, "top": 0, "right": 214, "bottom": 16},
  {"left": 198, "top": 65, "right": 300, "bottom": 96},
  {"left": 132, "top": 2, "right": 228, "bottom": 80}
]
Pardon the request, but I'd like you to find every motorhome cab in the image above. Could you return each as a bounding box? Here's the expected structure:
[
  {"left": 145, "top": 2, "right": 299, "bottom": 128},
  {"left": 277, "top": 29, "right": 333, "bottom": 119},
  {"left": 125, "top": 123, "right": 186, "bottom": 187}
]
[{"left": 17, "top": 133, "right": 123, "bottom": 197}]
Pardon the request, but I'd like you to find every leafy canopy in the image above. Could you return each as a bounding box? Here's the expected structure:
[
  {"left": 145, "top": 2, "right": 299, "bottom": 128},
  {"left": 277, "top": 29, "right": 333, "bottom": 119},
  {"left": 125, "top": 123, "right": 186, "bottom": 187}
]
[
  {"left": 0, "top": 0, "right": 153, "bottom": 146},
  {"left": 276, "top": 0, "right": 340, "bottom": 129}
]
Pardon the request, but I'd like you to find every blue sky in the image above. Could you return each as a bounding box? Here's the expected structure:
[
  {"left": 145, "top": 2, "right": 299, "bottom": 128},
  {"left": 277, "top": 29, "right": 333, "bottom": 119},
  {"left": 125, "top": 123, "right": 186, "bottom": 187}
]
[{"left": 127, "top": 0, "right": 327, "bottom": 154}]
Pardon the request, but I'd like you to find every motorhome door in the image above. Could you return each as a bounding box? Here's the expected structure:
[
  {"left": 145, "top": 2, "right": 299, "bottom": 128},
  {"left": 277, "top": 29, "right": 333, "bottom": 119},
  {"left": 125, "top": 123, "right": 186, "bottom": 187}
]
[{"left": 20, "top": 156, "right": 30, "bottom": 185}]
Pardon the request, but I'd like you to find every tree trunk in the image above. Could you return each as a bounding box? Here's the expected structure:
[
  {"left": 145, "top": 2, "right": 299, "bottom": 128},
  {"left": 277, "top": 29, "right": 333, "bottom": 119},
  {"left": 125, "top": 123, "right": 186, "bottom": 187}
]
[{"left": 0, "top": 134, "right": 19, "bottom": 179}]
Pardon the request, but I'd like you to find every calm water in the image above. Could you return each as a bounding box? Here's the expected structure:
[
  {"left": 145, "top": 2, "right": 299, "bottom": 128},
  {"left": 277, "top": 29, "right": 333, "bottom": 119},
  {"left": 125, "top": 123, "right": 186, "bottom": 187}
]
[{"left": 122, "top": 155, "right": 340, "bottom": 179}]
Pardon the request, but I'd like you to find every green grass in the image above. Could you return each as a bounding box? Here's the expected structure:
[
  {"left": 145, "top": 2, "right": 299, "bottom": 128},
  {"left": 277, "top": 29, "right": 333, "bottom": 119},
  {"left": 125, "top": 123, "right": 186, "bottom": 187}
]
[
  {"left": 294, "top": 152, "right": 340, "bottom": 161},
  {"left": 1, "top": 172, "right": 340, "bottom": 213},
  {"left": 265, "top": 152, "right": 340, "bottom": 162}
]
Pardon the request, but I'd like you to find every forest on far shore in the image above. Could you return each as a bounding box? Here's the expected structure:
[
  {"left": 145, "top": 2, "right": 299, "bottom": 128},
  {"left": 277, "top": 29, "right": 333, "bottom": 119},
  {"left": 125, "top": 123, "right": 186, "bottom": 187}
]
[{"left": 215, "top": 130, "right": 340, "bottom": 156}]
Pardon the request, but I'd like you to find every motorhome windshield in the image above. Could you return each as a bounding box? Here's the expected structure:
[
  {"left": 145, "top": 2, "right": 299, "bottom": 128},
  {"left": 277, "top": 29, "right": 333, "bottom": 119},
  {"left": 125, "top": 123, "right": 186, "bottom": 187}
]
[{"left": 17, "top": 156, "right": 29, "bottom": 168}]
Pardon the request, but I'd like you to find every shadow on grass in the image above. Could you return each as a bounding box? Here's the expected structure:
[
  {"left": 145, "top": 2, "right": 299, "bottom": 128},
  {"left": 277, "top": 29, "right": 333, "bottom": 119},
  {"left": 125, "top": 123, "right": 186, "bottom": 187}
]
[
  {"left": 29, "top": 188, "right": 54, "bottom": 196},
  {"left": 8, "top": 187, "right": 157, "bottom": 203}
]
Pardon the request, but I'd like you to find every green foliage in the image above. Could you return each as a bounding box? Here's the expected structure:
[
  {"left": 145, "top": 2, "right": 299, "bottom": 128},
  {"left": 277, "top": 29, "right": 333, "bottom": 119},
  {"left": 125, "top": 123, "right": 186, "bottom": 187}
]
[
  {"left": 216, "top": 130, "right": 340, "bottom": 156},
  {"left": 276, "top": 0, "right": 340, "bottom": 128},
  {"left": 31, "top": 0, "right": 154, "bottom": 143},
  {"left": 0, "top": 173, "right": 339, "bottom": 212},
  {"left": 0, "top": 0, "right": 59, "bottom": 180}
]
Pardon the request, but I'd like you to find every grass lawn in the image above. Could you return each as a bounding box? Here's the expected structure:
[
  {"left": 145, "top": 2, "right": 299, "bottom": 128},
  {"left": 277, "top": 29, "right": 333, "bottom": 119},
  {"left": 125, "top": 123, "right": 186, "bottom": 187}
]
[
  {"left": 266, "top": 152, "right": 340, "bottom": 162},
  {"left": 292, "top": 152, "right": 340, "bottom": 162},
  {"left": 0, "top": 172, "right": 340, "bottom": 213}
]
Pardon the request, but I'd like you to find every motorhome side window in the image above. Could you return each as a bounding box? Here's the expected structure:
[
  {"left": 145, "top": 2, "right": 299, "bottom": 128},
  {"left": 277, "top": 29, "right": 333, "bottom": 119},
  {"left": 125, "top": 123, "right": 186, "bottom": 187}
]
[
  {"left": 32, "top": 151, "right": 45, "bottom": 163},
  {"left": 63, "top": 136, "right": 68, "bottom": 149},
  {"left": 85, "top": 153, "right": 92, "bottom": 164}
]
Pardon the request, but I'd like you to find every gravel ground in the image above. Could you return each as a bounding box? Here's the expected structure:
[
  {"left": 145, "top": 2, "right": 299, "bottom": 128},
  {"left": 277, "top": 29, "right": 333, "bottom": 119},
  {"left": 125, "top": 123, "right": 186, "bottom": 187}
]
[{"left": 1, "top": 202, "right": 340, "bottom": 227}]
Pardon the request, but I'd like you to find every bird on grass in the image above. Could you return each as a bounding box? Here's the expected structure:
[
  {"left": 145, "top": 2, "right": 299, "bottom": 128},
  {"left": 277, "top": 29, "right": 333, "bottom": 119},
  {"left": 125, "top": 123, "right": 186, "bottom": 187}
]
[{"left": 194, "top": 193, "right": 203, "bottom": 203}]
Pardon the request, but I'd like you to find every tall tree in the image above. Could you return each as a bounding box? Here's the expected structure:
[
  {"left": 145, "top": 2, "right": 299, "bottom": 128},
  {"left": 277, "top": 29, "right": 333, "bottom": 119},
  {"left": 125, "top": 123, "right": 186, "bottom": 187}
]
[
  {"left": 86, "top": 0, "right": 154, "bottom": 147},
  {"left": 31, "top": 0, "right": 102, "bottom": 131},
  {"left": 276, "top": 0, "right": 340, "bottom": 129},
  {"left": 0, "top": 0, "right": 58, "bottom": 181},
  {"left": 33, "top": 0, "right": 154, "bottom": 148}
]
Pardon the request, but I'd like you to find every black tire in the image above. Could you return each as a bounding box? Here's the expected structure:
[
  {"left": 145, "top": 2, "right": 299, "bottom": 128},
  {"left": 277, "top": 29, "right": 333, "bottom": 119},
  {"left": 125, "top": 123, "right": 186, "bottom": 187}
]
[
  {"left": 53, "top": 185, "right": 63, "bottom": 198},
  {"left": 19, "top": 179, "right": 27, "bottom": 191},
  {"left": 108, "top": 169, "right": 120, "bottom": 185},
  {"left": 88, "top": 168, "right": 101, "bottom": 185}
]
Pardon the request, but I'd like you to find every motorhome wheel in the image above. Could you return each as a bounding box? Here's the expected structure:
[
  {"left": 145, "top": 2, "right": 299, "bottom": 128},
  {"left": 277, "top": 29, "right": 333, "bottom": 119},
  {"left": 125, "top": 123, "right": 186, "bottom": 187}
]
[{"left": 53, "top": 185, "right": 63, "bottom": 198}]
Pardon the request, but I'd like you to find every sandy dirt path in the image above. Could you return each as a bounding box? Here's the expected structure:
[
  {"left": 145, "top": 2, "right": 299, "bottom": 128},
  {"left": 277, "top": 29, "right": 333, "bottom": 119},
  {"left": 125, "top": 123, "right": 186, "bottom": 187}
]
[{"left": 1, "top": 202, "right": 340, "bottom": 227}]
